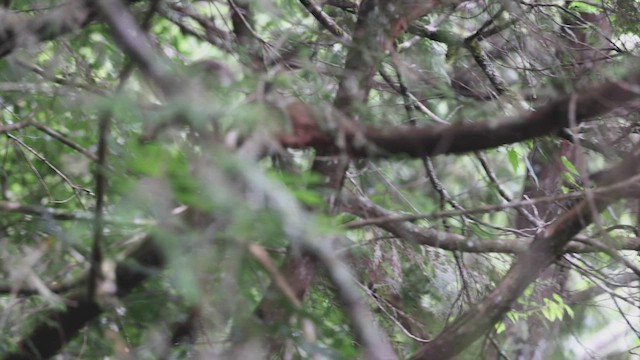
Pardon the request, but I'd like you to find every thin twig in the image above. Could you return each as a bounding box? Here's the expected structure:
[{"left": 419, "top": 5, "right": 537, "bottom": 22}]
[
  {"left": 573, "top": 237, "right": 640, "bottom": 277},
  {"left": 343, "top": 177, "right": 640, "bottom": 229},
  {"left": 475, "top": 151, "right": 542, "bottom": 227},
  {"left": 247, "top": 243, "right": 302, "bottom": 308},
  {"left": 8, "top": 133, "right": 93, "bottom": 205},
  {"left": 0, "top": 200, "right": 154, "bottom": 225},
  {"left": 298, "top": 0, "right": 351, "bottom": 41}
]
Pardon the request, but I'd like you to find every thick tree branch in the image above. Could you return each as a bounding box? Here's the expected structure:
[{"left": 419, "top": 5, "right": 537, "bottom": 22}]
[
  {"left": 281, "top": 70, "right": 640, "bottom": 157},
  {"left": 410, "top": 146, "right": 640, "bottom": 359},
  {"left": 94, "top": 0, "right": 179, "bottom": 97},
  {"left": 4, "top": 237, "right": 164, "bottom": 360},
  {"left": 333, "top": 0, "right": 441, "bottom": 114},
  {"left": 0, "top": 1, "right": 144, "bottom": 59},
  {"left": 257, "top": 2, "right": 443, "bottom": 358},
  {"left": 0, "top": 1, "right": 92, "bottom": 58},
  {"left": 257, "top": 1, "right": 416, "bottom": 358}
]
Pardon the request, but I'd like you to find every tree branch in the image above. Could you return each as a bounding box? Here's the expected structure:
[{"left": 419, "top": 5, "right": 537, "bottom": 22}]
[
  {"left": 343, "top": 195, "right": 640, "bottom": 253},
  {"left": 5, "top": 236, "right": 164, "bottom": 360},
  {"left": 299, "top": 0, "right": 350, "bottom": 40},
  {"left": 94, "top": 0, "right": 178, "bottom": 97},
  {"left": 280, "top": 70, "right": 640, "bottom": 157},
  {"left": 0, "top": 1, "right": 144, "bottom": 59},
  {"left": 410, "top": 146, "right": 640, "bottom": 359}
]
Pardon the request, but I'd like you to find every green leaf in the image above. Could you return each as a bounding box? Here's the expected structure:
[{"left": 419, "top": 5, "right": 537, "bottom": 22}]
[
  {"left": 565, "top": 305, "right": 575, "bottom": 319},
  {"left": 552, "top": 293, "right": 563, "bottom": 303},
  {"left": 561, "top": 156, "right": 579, "bottom": 176},
  {"left": 568, "top": 1, "right": 601, "bottom": 14},
  {"left": 508, "top": 148, "right": 520, "bottom": 172}
]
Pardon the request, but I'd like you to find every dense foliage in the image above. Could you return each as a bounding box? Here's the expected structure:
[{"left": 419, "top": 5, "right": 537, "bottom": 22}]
[{"left": 0, "top": 0, "right": 639, "bottom": 359}]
